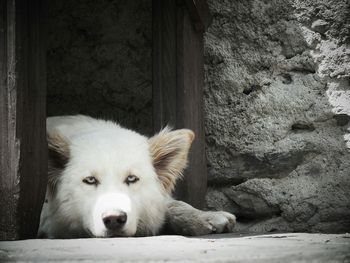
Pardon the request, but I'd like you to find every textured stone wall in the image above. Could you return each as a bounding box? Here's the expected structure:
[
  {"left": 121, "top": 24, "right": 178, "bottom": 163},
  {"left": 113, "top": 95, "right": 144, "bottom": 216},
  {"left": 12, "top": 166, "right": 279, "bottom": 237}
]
[
  {"left": 204, "top": 0, "right": 350, "bottom": 233},
  {"left": 47, "top": 0, "right": 152, "bottom": 135}
]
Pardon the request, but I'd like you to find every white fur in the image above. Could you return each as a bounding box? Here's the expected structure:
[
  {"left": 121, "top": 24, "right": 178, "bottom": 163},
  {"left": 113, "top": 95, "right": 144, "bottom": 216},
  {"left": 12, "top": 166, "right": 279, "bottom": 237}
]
[
  {"left": 40, "top": 115, "right": 169, "bottom": 238},
  {"left": 39, "top": 115, "right": 236, "bottom": 238}
]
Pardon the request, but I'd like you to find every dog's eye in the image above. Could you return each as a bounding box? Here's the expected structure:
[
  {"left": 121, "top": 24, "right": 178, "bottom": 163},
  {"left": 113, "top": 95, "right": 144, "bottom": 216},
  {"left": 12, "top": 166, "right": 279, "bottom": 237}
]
[
  {"left": 83, "top": 176, "right": 99, "bottom": 185},
  {"left": 125, "top": 175, "right": 139, "bottom": 185}
]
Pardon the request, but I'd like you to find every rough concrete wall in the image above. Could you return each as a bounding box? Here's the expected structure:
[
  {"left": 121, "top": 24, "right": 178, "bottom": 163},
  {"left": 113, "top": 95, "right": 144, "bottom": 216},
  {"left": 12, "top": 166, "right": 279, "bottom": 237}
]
[
  {"left": 47, "top": 0, "right": 152, "bottom": 135},
  {"left": 204, "top": 0, "right": 350, "bottom": 233}
]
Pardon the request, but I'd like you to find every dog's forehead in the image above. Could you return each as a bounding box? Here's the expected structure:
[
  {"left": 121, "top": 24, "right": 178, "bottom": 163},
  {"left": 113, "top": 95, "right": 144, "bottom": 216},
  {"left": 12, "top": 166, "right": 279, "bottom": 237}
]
[
  {"left": 69, "top": 129, "right": 153, "bottom": 169},
  {"left": 72, "top": 127, "right": 147, "bottom": 147}
]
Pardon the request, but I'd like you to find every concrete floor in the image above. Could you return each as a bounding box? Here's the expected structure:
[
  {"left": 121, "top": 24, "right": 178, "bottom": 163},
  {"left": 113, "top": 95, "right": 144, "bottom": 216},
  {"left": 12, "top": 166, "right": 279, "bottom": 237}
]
[{"left": 0, "top": 233, "right": 349, "bottom": 262}]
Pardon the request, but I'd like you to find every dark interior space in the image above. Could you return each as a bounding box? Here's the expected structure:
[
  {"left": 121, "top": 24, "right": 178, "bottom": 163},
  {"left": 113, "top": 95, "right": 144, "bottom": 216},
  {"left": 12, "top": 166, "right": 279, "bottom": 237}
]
[{"left": 47, "top": 0, "right": 153, "bottom": 135}]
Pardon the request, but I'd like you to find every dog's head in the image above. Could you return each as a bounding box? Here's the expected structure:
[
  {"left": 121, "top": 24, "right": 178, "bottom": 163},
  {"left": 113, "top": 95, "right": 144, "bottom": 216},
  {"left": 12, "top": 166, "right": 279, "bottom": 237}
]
[{"left": 46, "top": 123, "right": 194, "bottom": 238}]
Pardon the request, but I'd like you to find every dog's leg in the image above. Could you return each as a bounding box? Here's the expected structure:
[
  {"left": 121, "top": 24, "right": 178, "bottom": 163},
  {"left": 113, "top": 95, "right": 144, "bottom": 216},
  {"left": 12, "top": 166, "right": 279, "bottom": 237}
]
[{"left": 166, "top": 200, "right": 236, "bottom": 236}]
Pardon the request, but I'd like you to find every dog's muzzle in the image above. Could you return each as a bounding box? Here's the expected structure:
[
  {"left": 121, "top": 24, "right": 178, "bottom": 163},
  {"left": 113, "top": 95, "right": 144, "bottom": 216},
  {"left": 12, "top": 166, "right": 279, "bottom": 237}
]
[{"left": 92, "top": 193, "right": 132, "bottom": 236}]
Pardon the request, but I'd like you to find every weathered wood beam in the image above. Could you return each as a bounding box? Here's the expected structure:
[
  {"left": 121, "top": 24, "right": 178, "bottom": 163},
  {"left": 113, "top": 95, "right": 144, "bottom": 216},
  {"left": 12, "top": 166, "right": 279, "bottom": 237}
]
[{"left": 0, "top": 0, "right": 47, "bottom": 240}]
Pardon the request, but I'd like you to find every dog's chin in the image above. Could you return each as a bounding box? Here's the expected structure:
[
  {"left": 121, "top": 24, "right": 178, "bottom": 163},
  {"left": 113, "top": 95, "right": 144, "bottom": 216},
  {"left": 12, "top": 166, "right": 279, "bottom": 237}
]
[
  {"left": 88, "top": 229, "right": 135, "bottom": 238},
  {"left": 106, "top": 231, "right": 131, "bottom": 238}
]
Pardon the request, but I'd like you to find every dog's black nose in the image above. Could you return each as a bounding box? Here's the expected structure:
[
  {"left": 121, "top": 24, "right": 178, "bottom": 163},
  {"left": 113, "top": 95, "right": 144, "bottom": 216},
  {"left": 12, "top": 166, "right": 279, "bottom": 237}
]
[{"left": 102, "top": 212, "right": 127, "bottom": 230}]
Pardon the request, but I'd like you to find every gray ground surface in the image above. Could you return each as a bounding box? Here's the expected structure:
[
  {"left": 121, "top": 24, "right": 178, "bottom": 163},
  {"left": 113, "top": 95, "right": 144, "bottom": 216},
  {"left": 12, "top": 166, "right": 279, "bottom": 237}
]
[{"left": 1, "top": 233, "right": 349, "bottom": 262}]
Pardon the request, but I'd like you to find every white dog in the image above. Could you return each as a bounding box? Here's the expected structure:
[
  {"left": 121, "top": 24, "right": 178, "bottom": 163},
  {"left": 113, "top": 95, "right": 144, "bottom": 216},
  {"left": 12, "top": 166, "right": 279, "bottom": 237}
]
[{"left": 38, "top": 115, "right": 236, "bottom": 238}]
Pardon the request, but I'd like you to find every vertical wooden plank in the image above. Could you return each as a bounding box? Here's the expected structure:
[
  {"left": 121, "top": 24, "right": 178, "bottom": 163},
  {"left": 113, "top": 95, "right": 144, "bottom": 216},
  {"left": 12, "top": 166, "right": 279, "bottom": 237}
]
[
  {"left": 152, "top": 0, "right": 207, "bottom": 208},
  {"left": 174, "top": 2, "right": 207, "bottom": 208},
  {"left": 17, "top": 0, "right": 47, "bottom": 239},
  {"left": 0, "top": 0, "right": 47, "bottom": 240},
  {"left": 152, "top": 0, "right": 178, "bottom": 131},
  {"left": 0, "top": 0, "right": 19, "bottom": 240}
]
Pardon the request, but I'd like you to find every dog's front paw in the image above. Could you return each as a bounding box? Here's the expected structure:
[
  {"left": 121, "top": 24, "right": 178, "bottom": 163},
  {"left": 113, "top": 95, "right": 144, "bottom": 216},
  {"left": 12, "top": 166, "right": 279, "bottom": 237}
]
[
  {"left": 199, "top": 211, "right": 236, "bottom": 234},
  {"left": 167, "top": 200, "right": 236, "bottom": 236}
]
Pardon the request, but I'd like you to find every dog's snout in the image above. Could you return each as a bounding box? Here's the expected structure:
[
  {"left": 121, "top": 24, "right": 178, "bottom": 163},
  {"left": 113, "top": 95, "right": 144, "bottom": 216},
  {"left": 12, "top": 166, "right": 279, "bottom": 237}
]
[{"left": 102, "top": 211, "right": 127, "bottom": 230}]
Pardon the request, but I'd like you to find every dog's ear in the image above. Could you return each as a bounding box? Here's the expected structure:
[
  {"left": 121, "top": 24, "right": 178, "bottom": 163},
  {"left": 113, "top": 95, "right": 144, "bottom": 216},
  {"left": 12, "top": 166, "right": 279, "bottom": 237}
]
[
  {"left": 47, "top": 132, "right": 70, "bottom": 197},
  {"left": 149, "top": 127, "right": 194, "bottom": 193}
]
